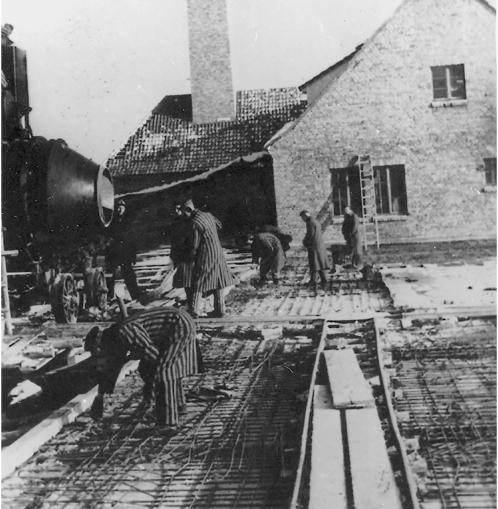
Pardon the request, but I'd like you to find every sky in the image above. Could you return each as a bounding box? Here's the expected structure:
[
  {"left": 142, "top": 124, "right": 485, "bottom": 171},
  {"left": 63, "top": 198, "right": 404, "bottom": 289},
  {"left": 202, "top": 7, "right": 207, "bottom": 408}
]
[{"left": 2, "top": 0, "right": 403, "bottom": 164}]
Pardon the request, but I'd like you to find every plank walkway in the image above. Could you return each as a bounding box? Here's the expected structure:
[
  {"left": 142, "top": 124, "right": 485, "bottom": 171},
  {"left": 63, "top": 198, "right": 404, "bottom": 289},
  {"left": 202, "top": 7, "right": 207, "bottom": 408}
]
[{"left": 323, "top": 349, "right": 374, "bottom": 408}]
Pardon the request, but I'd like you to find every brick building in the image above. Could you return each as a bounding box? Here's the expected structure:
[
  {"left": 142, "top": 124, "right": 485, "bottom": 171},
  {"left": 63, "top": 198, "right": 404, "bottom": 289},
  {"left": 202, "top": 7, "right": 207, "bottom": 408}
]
[{"left": 269, "top": 0, "right": 496, "bottom": 243}]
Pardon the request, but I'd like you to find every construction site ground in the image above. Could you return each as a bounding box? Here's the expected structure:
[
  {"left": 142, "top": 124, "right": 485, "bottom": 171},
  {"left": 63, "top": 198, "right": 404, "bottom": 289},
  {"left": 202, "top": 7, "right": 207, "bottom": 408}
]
[{"left": 2, "top": 239, "right": 496, "bottom": 509}]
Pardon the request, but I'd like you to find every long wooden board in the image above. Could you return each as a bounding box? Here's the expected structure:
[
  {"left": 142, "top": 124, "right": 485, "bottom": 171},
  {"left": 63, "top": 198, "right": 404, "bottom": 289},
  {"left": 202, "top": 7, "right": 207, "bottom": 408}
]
[
  {"left": 346, "top": 407, "right": 402, "bottom": 509},
  {"left": 310, "top": 385, "right": 347, "bottom": 509},
  {"left": 323, "top": 349, "right": 374, "bottom": 408}
]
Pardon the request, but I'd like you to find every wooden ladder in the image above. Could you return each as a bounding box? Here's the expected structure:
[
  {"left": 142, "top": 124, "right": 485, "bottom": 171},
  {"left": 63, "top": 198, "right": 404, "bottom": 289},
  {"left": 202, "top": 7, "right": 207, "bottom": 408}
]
[
  {"left": 1, "top": 232, "right": 17, "bottom": 335},
  {"left": 357, "top": 155, "right": 379, "bottom": 249}
]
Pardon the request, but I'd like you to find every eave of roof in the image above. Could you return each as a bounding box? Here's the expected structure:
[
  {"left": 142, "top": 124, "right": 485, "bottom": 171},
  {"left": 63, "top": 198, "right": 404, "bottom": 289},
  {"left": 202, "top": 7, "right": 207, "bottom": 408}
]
[{"left": 298, "top": 44, "right": 363, "bottom": 91}]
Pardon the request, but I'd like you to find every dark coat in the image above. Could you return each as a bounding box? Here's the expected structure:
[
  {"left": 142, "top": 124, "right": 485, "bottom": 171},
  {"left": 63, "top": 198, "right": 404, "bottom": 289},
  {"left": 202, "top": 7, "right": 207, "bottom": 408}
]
[
  {"left": 107, "top": 212, "right": 137, "bottom": 267},
  {"left": 303, "top": 216, "right": 330, "bottom": 271},
  {"left": 188, "top": 210, "right": 235, "bottom": 293},
  {"left": 169, "top": 216, "right": 194, "bottom": 289},
  {"left": 258, "top": 225, "right": 292, "bottom": 252},
  {"left": 342, "top": 212, "right": 362, "bottom": 256},
  {"left": 252, "top": 232, "right": 285, "bottom": 276}
]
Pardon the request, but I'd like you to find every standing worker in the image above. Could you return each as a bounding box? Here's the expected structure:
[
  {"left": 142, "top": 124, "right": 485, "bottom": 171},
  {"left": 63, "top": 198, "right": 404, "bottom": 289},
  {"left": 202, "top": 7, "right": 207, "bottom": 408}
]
[
  {"left": 84, "top": 306, "right": 201, "bottom": 427},
  {"left": 169, "top": 202, "right": 194, "bottom": 308},
  {"left": 342, "top": 206, "right": 362, "bottom": 269},
  {"left": 182, "top": 199, "right": 234, "bottom": 318},
  {"left": 250, "top": 231, "right": 285, "bottom": 285},
  {"left": 299, "top": 210, "right": 331, "bottom": 289},
  {"left": 107, "top": 199, "right": 142, "bottom": 302}
]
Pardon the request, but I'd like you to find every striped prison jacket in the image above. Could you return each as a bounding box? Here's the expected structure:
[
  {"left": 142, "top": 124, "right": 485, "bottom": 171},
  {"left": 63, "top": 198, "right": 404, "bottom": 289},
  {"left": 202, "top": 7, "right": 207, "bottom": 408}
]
[
  {"left": 188, "top": 210, "right": 234, "bottom": 294},
  {"left": 100, "top": 307, "right": 200, "bottom": 424}
]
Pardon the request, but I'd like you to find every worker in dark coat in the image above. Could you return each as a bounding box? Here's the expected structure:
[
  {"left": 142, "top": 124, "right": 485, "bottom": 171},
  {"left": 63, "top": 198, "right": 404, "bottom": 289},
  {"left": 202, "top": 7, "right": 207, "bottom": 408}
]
[
  {"left": 169, "top": 203, "right": 194, "bottom": 307},
  {"left": 182, "top": 199, "right": 235, "bottom": 318},
  {"left": 342, "top": 206, "right": 362, "bottom": 268},
  {"left": 250, "top": 232, "right": 285, "bottom": 285},
  {"left": 107, "top": 199, "right": 142, "bottom": 301},
  {"left": 257, "top": 225, "right": 293, "bottom": 253},
  {"left": 84, "top": 306, "right": 201, "bottom": 426},
  {"left": 299, "top": 210, "right": 330, "bottom": 288}
]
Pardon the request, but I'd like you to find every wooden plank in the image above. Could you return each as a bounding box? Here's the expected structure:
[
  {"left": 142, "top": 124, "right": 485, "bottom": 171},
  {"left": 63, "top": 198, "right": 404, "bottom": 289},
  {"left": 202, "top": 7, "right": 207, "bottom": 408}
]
[
  {"left": 290, "top": 321, "right": 327, "bottom": 509},
  {"left": 2, "top": 360, "right": 139, "bottom": 479},
  {"left": 323, "top": 349, "right": 374, "bottom": 408},
  {"left": 346, "top": 407, "right": 402, "bottom": 509},
  {"left": 310, "top": 386, "right": 347, "bottom": 509}
]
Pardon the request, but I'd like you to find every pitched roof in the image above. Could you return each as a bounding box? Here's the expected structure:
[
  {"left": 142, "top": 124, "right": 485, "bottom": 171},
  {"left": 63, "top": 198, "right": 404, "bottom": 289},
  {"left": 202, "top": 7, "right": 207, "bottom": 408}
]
[
  {"left": 268, "top": 0, "right": 495, "bottom": 150},
  {"left": 298, "top": 44, "right": 363, "bottom": 91},
  {"left": 107, "top": 87, "right": 306, "bottom": 177}
]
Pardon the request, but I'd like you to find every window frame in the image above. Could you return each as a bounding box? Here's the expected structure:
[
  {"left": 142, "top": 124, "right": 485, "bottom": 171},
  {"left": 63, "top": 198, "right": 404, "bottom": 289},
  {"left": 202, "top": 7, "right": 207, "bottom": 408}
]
[
  {"left": 431, "top": 64, "right": 466, "bottom": 101},
  {"left": 373, "top": 165, "right": 408, "bottom": 215},
  {"left": 330, "top": 164, "right": 408, "bottom": 217}
]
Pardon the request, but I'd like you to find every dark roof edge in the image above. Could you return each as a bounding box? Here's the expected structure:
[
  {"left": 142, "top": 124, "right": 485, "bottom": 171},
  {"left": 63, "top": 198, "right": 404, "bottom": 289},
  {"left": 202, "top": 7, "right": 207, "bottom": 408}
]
[
  {"left": 479, "top": 0, "right": 496, "bottom": 12},
  {"left": 117, "top": 151, "right": 270, "bottom": 199},
  {"left": 298, "top": 44, "right": 363, "bottom": 91}
]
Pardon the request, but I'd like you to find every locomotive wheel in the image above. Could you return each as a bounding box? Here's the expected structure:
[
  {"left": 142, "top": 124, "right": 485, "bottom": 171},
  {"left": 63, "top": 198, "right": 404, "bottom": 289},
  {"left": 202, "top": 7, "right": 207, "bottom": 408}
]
[
  {"left": 52, "top": 274, "right": 79, "bottom": 323},
  {"left": 91, "top": 268, "right": 108, "bottom": 311}
]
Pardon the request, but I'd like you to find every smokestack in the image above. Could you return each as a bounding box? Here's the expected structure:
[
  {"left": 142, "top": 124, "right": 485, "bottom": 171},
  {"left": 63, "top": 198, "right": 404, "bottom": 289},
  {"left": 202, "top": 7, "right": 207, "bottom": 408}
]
[{"left": 187, "top": 0, "right": 235, "bottom": 123}]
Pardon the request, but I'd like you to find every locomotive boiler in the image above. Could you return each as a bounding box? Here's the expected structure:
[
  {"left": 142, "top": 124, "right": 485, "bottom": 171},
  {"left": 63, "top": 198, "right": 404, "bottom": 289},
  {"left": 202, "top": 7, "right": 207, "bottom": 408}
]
[{"left": 2, "top": 24, "right": 115, "bottom": 323}]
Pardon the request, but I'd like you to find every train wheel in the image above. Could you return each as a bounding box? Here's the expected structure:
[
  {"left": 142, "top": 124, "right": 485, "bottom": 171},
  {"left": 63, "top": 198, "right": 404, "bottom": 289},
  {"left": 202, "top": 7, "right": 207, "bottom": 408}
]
[
  {"left": 92, "top": 268, "right": 108, "bottom": 311},
  {"left": 52, "top": 274, "right": 79, "bottom": 323}
]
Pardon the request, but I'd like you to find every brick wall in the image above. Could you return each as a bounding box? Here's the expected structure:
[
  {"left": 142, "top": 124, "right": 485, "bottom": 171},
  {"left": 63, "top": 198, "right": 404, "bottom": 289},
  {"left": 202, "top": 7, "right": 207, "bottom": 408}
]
[
  {"left": 270, "top": 0, "right": 496, "bottom": 243},
  {"left": 187, "top": 0, "right": 235, "bottom": 123}
]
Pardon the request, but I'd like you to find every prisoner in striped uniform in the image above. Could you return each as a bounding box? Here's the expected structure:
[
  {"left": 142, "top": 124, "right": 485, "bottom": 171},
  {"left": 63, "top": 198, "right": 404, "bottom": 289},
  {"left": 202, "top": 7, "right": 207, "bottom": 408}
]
[
  {"left": 250, "top": 232, "right": 285, "bottom": 284},
  {"left": 84, "top": 307, "right": 200, "bottom": 426},
  {"left": 182, "top": 200, "right": 234, "bottom": 317}
]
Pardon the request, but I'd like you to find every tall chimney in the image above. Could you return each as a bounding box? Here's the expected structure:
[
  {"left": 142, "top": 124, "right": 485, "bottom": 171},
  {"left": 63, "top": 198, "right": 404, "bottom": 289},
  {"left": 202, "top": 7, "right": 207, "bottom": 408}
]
[{"left": 187, "top": 0, "right": 235, "bottom": 123}]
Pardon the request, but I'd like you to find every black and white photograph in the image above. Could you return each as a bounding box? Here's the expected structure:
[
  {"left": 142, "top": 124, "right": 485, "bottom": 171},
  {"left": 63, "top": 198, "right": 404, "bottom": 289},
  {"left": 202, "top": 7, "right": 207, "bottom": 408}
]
[{"left": 1, "top": 0, "right": 496, "bottom": 507}]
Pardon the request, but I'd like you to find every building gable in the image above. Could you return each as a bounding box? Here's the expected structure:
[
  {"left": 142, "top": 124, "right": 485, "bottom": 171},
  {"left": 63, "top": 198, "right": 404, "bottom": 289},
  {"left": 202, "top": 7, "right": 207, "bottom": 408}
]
[{"left": 270, "top": 0, "right": 496, "bottom": 242}]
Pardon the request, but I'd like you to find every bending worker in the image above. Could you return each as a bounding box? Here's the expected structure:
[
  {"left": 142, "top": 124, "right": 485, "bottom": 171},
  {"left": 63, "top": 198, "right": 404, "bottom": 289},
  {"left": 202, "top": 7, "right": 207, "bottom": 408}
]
[
  {"left": 250, "top": 231, "right": 285, "bottom": 285},
  {"left": 84, "top": 306, "right": 201, "bottom": 426}
]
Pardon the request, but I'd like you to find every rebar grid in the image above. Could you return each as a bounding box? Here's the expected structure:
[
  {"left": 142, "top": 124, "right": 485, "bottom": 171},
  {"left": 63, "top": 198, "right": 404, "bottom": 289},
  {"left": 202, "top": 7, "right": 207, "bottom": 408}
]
[
  {"left": 393, "top": 319, "right": 497, "bottom": 509},
  {"left": 227, "top": 262, "right": 392, "bottom": 317},
  {"left": 2, "top": 323, "right": 320, "bottom": 508}
]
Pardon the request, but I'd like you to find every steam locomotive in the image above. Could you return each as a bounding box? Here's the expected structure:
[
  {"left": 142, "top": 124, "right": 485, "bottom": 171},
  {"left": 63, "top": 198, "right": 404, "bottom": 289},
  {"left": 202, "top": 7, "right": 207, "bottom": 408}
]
[{"left": 2, "top": 24, "right": 115, "bottom": 323}]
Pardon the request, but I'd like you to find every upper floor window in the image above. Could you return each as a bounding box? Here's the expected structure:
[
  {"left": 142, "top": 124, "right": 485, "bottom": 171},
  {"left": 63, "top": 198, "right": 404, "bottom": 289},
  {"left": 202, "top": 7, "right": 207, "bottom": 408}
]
[
  {"left": 484, "top": 158, "right": 497, "bottom": 186},
  {"left": 431, "top": 64, "right": 466, "bottom": 101}
]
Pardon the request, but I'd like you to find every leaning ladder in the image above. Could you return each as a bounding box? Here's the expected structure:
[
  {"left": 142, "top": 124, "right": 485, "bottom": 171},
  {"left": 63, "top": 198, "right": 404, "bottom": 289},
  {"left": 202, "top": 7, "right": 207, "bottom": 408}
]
[
  {"left": 357, "top": 155, "right": 380, "bottom": 249},
  {"left": 1, "top": 232, "right": 14, "bottom": 335}
]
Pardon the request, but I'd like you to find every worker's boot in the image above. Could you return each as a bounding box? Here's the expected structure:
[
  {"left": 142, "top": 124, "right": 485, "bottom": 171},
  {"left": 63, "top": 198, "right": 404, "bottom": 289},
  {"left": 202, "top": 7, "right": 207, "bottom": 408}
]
[{"left": 212, "top": 289, "right": 226, "bottom": 318}]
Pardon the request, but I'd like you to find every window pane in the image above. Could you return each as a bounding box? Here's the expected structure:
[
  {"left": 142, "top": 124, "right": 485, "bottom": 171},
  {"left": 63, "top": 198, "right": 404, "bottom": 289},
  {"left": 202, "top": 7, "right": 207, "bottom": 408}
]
[
  {"left": 433, "top": 87, "right": 448, "bottom": 99},
  {"left": 484, "top": 158, "right": 497, "bottom": 186},
  {"left": 389, "top": 166, "right": 408, "bottom": 214},
  {"left": 431, "top": 67, "right": 446, "bottom": 79},
  {"left": 331, "top": 168, "right": 348, "bottom": 215},
  {"left": 449, "top": 65, "right": 466, "bottom": 99},
  {"left": 348, "top": 167, "right": 363, "bottom": 217},
  {"left": 374, "top": 167, "right": 389, "bottom": 214}
]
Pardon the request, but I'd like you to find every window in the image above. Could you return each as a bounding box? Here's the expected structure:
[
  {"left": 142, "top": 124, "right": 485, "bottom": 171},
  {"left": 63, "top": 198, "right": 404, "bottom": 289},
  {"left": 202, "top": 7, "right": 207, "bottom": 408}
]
[
  {"left": 374, "top": 166, "right": 408, "bottom": 215},
  {"left": 331, "top": 164, "right": 408, "bottom": 216},
  {"left": 431, "top": 64, "right": 466, "bottom": 101},
  {"left": 331, "top": 168, "right": 362, "bottom": 216},
  {"left": 484, "top": 158, "right": 497, "bottom": 186}
]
